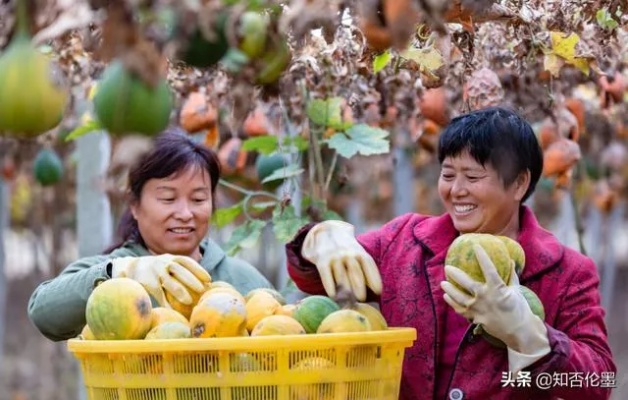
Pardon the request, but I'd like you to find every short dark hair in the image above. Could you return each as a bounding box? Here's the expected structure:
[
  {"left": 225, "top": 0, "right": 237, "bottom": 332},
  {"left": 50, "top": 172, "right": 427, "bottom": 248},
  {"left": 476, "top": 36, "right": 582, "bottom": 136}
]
[
  {"left": 437, "top": 106, "right": 543, "bottom": 202},
  {"left": 104, "top": 127, "right": 221, "bottom": 253}
]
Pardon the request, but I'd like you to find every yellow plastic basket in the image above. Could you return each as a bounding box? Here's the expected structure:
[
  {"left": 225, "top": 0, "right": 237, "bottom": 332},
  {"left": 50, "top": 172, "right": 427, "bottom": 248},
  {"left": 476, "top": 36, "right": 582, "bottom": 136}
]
[{"left": 68, "top": 327, "right": 416, "bottom": 400}]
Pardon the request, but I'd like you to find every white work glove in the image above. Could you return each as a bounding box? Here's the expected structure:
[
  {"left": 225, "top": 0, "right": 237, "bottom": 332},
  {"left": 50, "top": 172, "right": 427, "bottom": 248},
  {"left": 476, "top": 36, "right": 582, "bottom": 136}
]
[
  {"left": 111, "top": 254, "right": 211, "bottom": 308},
  {"left": 440, "top": 244, "right": 551, "bottom": 374},
  {"left": 302, "top": 220, "right": 382, "bottom": 301}
]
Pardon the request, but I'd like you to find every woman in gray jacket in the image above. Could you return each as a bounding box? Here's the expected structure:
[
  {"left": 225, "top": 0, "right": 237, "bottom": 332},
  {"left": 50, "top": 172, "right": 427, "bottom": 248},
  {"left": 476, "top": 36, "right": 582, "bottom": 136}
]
[{"left": 28, "top": 128, "right": 273, "bottom": 341}]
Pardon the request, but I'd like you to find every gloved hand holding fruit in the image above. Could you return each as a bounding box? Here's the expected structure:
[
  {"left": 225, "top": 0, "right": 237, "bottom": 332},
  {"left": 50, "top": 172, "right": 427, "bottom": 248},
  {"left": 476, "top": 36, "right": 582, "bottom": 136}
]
[
  {"left": 302, "top": 220, "right": 382, "bottom": 302},
  {"left": 110, "top": 254, "right": 211, "bottom": 308},
  {"left": 441, "top": 242, "right": 551, "bottom": 374}
]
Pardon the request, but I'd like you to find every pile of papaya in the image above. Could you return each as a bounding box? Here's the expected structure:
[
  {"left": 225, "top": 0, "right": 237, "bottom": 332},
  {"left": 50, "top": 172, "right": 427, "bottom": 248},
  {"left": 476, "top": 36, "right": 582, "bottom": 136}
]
[{"left": 79, "top": 276, "right": 387, "bottom": 342}]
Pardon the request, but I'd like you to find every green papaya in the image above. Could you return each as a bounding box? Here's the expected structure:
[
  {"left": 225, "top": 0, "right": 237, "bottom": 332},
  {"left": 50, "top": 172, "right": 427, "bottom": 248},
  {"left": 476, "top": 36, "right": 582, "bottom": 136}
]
[
  {"left": 93, "top": 60, "right": 173, "bottom": 136},
  {"left": 238, "top": 11, "right": 269, "bottom": 59},
  {"left": 255, "top": 153, "right": 287, "bottom": 190},
  {"left": 180, "top": 12, "right": 230, "bottom": 68},
  {"left": 0, "top": 3, "right": 68, "bottom": 137},
  {"left": 33, "top": 148, "right": 64, "bottom": 186}
]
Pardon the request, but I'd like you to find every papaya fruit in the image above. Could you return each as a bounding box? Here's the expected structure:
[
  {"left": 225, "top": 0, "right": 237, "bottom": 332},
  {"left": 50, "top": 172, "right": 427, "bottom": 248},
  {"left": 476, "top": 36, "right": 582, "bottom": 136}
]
[
  {"left": 85, "top": 278, "right": 153, "bottom": 340},
  {"left": 350, "top": 303, "right": 388, "bottom": 331},
  {"left": 475, "top": 285, "right": 546, "bottom": 348},
  {"left": 211, "top": 280, "right": 237, "bottom": 290},
  {"left": 245, "top": 288, "right": 286, "bottom": 305},
  {"left": 292, "top": 295, "right": 340, "bottom": 334},
  {"left": 33, "top": 148, "right": 64, "bottom": 186},
  {"left": 255, "top": 39, "right": 291, "bottom": 86},
  {"left": 201, "top": 286, "right": 246, "bottom": 304},
  {"left": 230, "top": 353, "right": 262, "bottom": 372},
  {"left": 255, "top": 153, "right": 287, "bottom": 191},
  {"left": 145, "top": 322, "right": 192, "bottom": 339},
  {"left": 180, "top": 12, "right": 229, "bottom": 68},
  {"left": 189, "top": 291, "right": 247, "bottom": 338},
  {"left": 274, "top": 303, "right": 297, "bottom": 318},
  {"left": 93, "top": 60, "right": 173, "bottom": 136},
  {"left": 150, "top": 307, "right": 188, "bottom": 328},
  {"left": 497, "top": 236, "right": 525, "bottom": 276},
  {"left": 245, "top": 291, "right": 282, "bottom": 332},
  {"left": 0, "top": 2, "right": 68, "bottom": 137},
  {"left": 250, "top": 315, "right": 306, "bottom": 336},
  {"left": 444, "top": 233, "right": 512, "bottom": 295},
  {"left": 238, "top": 11, "right": 269, "bottom": 59},
  {"left": 316, "top": 309, "right": 372, "bottom": 334}
]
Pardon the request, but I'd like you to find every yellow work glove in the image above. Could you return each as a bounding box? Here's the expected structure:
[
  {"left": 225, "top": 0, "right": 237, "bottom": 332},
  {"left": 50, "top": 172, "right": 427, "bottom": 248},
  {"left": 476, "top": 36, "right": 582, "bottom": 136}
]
[
  {"left": 111, "top": 254, "right": 211, "bottom": 308},
  {"left": 440, "top": 244, "right": 551, "bottom": 374},
  {"left": 302, "top": 220, "right": 382, "bottom": 301}
]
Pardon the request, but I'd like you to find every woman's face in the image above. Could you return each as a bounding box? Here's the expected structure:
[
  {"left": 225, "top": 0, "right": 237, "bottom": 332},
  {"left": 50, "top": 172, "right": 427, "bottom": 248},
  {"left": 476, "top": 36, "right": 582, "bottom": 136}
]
[
  {"left": 131, "top": 166, "right": 212, "bottom": 259},
  {"left": 437, "top": 150, "right": 529, "bottom": 238}
]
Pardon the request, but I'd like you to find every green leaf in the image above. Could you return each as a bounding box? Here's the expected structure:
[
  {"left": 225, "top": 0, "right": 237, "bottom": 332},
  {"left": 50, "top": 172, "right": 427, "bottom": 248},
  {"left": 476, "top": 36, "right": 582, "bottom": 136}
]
[
  {"left": 282, "top": 135, "right": 309, "bottom": 152},
  {"left": 261, "top": 164, "right": 304, "bottom": 183},
  {"left": 373, "top": 50, "right": 392, "bottom": 73},
  {"left": 306, "top": 97, "right": 349, "bottom": 130},
  {"left": 64, "top": 118, "right": 102, "bottom": 142},
  {"left": 325, "top": 124, "right": 390, "bottom": 158},
  {"left": 596, "top": 8, "right": 619, "bottom": 30},
  {"left": 242, "top": 135, "right": 278, "bottom": 155},
  {"left": 400, "top": 47, "right": 444, "bottom": 73},
  {"left": 224, "top": 219, "right": 267, "bottom": 256},
  {"left": 211, "top": 202, "right": 243, "bottom": 228},
  {"left": 272, "top": 204, "right": 309, "bottom": 243}
]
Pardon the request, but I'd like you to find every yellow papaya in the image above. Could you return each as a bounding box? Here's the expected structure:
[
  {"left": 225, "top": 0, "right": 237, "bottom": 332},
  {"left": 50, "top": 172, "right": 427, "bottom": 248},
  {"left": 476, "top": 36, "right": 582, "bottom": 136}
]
[
  {"left": 85, "top": 278, "right": 152, "bottom": 340},
  {"left": 245, "top": 288, "right": 286, "bottom": 305},
  {"left": 250, "top": 315, "right": 306, "bottom": 336},
  {"left": 498, "top": 235, "right": 526, "bottom": 276},
  {"left": 350, "top": 303, "right": 388, "bottom": 331},
  {"left": 150, "top": 307, "right": 188, "bottom": 329},
  {"left": 189, "top": 292, "right": 247, "bottom": 338},
  {"left": 145, "top": 322, "right": 191, "bottom": 340},
  {"left": 316, "top": 310, "right": 371, "bottom": 334},
  {"left": 445, "top": 233, "right": 512, "bottom": 295},
  {"left": 245, "top": 291, "right": 281, "bottom": 332}
]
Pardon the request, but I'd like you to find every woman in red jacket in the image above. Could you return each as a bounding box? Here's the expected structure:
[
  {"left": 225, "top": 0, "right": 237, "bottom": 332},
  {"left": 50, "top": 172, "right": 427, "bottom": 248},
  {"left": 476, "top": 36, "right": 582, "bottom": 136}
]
[{"left": 286, "top": 106, "right": 616, "bottom": 400}]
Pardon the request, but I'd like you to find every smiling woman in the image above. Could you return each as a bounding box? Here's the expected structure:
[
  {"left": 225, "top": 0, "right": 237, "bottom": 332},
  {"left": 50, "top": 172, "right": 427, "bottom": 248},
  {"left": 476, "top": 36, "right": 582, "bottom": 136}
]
[
  {"left": 27, "top": 127, "right": 274, "bottom": 342},
  {"left": 285, "top": 107, "right": 615, "bottom": 400}
]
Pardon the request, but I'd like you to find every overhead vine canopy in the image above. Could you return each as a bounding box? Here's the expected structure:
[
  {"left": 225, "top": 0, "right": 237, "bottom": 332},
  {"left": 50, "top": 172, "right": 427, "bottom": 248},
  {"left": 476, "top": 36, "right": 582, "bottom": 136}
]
[{"left": 0, "top": 0, "right": 626, "bottom": 230}]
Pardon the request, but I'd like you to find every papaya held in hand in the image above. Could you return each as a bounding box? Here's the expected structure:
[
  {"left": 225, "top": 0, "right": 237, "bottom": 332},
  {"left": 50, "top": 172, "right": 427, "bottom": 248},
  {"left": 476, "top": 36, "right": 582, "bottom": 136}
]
[
  {"left": 441, "top": 244, "right": 550, "bottom": 375},
  {"left": 302, "top": 220, "right": 382, "bottom": 301},
  {"left": 443, "top": 233, "right": 513, "bottom": 294}
]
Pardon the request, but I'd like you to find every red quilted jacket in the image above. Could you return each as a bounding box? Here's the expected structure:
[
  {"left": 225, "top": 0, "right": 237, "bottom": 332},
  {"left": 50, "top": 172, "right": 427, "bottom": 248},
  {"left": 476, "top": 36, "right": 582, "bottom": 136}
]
[{"left": 286, "top": 207, "right": 616, "bottom": 400}]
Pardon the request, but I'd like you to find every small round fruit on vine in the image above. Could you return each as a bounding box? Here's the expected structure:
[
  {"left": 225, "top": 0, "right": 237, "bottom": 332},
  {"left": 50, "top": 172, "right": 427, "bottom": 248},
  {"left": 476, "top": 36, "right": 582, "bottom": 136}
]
[
  {"left": 33, "top": 148, "right": 64, "bottom": 186},
  {"left": 255, "top": 153, "right": 287, "bottom": 191},
  {"left": 93, "top": 61, "right": 173, "bottom": 137},
  {"left": 238, "top": 11, "right": 269, "bottom": 59}
]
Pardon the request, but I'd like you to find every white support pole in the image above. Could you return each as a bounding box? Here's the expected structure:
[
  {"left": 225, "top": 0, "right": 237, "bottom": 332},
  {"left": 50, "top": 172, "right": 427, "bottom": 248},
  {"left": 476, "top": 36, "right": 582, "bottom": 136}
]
[
  {"left": 75, "top": 130, "right": 112, "bottom": 400},
  {"left": 393, "top": 128, "right": 414, "bottom": 217},
  {"left": 0, "top": 177, "right": 8, "bottom": 367},
  {"left": 76, "top": 131, "right": 113, "bottom": 257}
]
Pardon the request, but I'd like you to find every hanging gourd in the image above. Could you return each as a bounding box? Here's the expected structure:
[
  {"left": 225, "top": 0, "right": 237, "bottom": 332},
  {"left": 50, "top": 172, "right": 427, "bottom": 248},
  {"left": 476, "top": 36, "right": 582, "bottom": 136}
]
[{"left": 0, "top": 0, "right": 69, "bottom": 138}]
